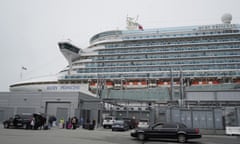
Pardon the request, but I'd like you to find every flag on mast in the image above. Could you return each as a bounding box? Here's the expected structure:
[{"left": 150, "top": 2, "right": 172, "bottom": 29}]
[
  {"left": 126, "top": 16, "right": 144, "bottom": 30},
  {"left": 138, "top": 24, "right": 144, "bottom": 30}
]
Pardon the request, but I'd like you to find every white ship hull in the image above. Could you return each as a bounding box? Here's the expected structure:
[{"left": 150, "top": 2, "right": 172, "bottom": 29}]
[{"left": 10, "top": 82, "right": 95, "bottom": 96}]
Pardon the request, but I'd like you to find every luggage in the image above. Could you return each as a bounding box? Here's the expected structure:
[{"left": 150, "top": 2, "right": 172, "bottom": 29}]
[
  {"left": 43, "top": 125, "right": 48, "bottom": 130},
  {"left": 67, "top": 123, "right": 72, "bottom": 129}
]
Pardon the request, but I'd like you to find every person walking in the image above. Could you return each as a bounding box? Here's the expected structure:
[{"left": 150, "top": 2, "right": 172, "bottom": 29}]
[
  {"left": 92, "top": 120, "right": 96, "bottom": 130},
  {"left": 66, "top": 117, "right": 72, "bottom": 129},
  {"left": 30, "top": 117, "right": 35, "bottom": 129},
  {"left": 71, "top": 117, "right": 77, "bottom": 129},
  {"left": 59, "top": 118, "right": 64, "bottom": 129}
]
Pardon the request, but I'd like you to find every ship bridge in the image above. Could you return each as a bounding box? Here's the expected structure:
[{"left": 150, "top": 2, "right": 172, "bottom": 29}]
[{"left": 58, "top": 42, "right": 82, "bottom": 63}]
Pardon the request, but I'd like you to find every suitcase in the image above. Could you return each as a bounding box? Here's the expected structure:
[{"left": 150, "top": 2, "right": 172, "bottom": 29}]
[{"left": 43, "top": 125, "right": 48, "bottom": 130}]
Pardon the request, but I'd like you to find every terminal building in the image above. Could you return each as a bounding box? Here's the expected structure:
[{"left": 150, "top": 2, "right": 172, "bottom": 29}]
[{"left": 0, "top": 14, "right": 240, "bottom": 131}]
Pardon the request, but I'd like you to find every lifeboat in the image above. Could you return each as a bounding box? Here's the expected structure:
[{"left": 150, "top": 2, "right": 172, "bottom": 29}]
[
  {"left": 191, "top": 80, "right": 199, "bottom": 85},
  {"left": 157, "top": 81, "right": 170, "bottom": 87},
  {"left": 89, "top": 82, "right": 97, "bottom": 89},
  {"left": 124, "top": 80, "right": 147, "bottom": 88},
  {"left": 211, "top": 80, "right": 220, "bottom": 85},
  {"left": 149, "top": 83, "right": 157, "bottom": 87},
  {"left": 202, "top": 81, "right": 208, "bottom": 85},
  {"left": 106, "top": 81, "right": 113, "bottom": 88},
  {"left": 157, "top": 81, "right": 164, "bottom": 86},
  {"left": 90, "top": 81, "right": 114, "bottom": 89},
  {"left": 234, "top": 79, "right": 240, "bottom": 83},
  {"left": 174, "top": 81, "right": 180, "bottom": 86},
  {"left": 191, "top": 80, "right": 220, "bottom": 85}
]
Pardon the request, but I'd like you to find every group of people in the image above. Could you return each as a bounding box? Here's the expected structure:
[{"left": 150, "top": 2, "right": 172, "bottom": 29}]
[
  {"left": 48, "top": 115, "right": 57, "bottom": 128},
  {"left": 60, "top": 117, "right": 96, "bottom": 130},
  {"left": 30, "top": 113, "right": 47, "bottom": 130},
  {"left": 66, "top": 116, "right": 78, "bottom": 129},
  {"left": 32, "top": 115, "right": 96, "bottom": 130},
  {"left": 57, "top": 116, "right": 79, "bottom": 129}
]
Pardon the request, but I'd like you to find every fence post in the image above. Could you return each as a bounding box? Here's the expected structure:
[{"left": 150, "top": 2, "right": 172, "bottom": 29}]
[
  {"left": 212, "top": 107, "right": 216, "bottom": 134},
  {"left": 236, "top": 107, "right": 239, "bottom": 126},
  {"left": 190, "top": 107, "right": 193, "bottom": 128},
  {"left": 169, "top": 107, "right": 172, "bottom": 123}
]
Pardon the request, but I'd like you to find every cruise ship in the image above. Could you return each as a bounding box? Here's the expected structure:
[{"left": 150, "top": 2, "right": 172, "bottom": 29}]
[{"left": 10, "top": 14, "right": 240, "bottom": 100}]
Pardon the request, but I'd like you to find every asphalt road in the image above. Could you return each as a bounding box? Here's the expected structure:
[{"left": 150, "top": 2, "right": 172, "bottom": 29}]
[{"left": 0, "top": 127, "right": 239, "bottom": 144}]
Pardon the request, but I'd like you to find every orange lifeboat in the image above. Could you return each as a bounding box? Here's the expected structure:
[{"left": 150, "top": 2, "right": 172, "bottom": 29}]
[
  {"left": 106, "top": 81, "right": 113, "bottom": 88},
  {"left": 202, "top": 81, "right": 208, "bottom": 85},
  {"left": 140, "top": 80, "right": 148, "bottom": 88},
  {"left": 191, "top": 80, "right": 199, "bottom": 85},
  {"left": 157, "top": 81, "right": 170, "bottom": 87},
  {"left": 89, "top": 82, "right": 97, "bottom": 89},
  {"left": 124, "top": 80, "right": 147, "bottom": 88},
  {"left": 211, "top": 80, "right": 220, "bottom": 85},
  {"left": 234, "top": 79, "right": 240, "bottom": 83},
  {"left": 157, "top": 81, "right": 164, "bottom": 86}
]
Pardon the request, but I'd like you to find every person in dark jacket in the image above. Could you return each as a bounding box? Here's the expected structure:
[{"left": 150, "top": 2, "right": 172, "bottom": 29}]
[
  {"left": 92, "top": 120, "right": 96, "bottom": 130},
  {"left": 71, "top": 117, "right": 78, "bottom": 129}
]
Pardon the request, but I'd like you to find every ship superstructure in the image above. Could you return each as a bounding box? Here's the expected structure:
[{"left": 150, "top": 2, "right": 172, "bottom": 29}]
[
  {"left": 59, "top": 14, "right": 240, "bottom": 92},
  {"left": 10, "top": 14, "right": 240, "bottom": 100}
]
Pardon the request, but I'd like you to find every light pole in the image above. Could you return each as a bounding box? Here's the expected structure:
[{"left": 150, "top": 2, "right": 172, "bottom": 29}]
[
  {"left": 20, "top": 66, "right": 27, "bottom": 80},
  {"left": 97, "top": 73, "right": 103, "bottom": 127},
  {"left": 179, "top": 67, "right": 184, "bottom": 107},
  {"left": 170, "top": 67, "right": 174, "bottom": 101}
]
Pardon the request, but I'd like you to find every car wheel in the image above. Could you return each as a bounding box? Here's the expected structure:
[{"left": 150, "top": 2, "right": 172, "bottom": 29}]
[
  {"left": 138, "top": 133, "right": 145, "bottom": 141},
  {"left": 178, "top": 134, "right": 186, "bottom": 143},
  {"left": 3, "top": 123, "right": 9, "bottom": 129}
]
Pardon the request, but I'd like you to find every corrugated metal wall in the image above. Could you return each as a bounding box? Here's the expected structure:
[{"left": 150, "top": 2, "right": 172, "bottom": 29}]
[{"left": 165, "top": 107, "right": 227, "bottom": 129}]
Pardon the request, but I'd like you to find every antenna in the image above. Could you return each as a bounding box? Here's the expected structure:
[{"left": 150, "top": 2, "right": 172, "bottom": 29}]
[
  {"left": 126, "top": 15, "right": 142, "bottom": 30},
  {"left": 136, "top": 15, "right": 139, "bottom": 22}
]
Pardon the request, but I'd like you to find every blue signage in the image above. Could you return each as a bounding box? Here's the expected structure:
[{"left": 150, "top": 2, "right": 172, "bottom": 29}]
[{"left": 46, "top": 85, "right": 80, "bottom": 91}]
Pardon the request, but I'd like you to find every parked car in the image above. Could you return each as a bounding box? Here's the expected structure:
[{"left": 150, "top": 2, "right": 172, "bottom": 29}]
[
  {"left": 122, "top": 117, "right": 137, "bottom": 129},
  {"left": 112, "top": 120, "right": 129, "bottom": 131},
  {"left": 3, "top": 113, "right": 46, "bottom": 130},
  {"left": 103, "top": 116, "right": 116, "bottom": 128},
  {"left": 137, "top": 119, "right": 149, "bottom": 128},
  {"left": 3, "top": 113, "right": 33, "bottom": 129},
  {"left": 131, "top": 122, "right": 201, "bottom": 143}
]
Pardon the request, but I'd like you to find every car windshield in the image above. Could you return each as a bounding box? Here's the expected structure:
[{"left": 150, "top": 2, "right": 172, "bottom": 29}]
[
  {"left": 139, "top": 119, "right": 148, "bottom": 122},
  {"left": 122, "top": 118, "right": 130, "bottom": 121},
  {"left": 114, "top": 121, "right": 124, "bottom": 124},
  {"left": 20, "top": 114, "right": 33, "bottom": 119},
  {"left": 105, "top": 117, "right": 113, "bottom": 120}
]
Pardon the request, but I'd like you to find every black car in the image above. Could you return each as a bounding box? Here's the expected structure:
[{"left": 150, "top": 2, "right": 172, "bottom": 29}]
[
  {"left": 3, "top": 113, "right": 33, "bottom": 129},
  {"left": 121, "top": 117, "right": 137, "bottom": 129},
  {"left": 131, "top": 122, "right": 201, "bottom": 143},
  {"left": 3, "top": 113, "right": 46, "bottom": 130},
  {"left": 112, "top": 120, "right": 129, "bottom": 131}
]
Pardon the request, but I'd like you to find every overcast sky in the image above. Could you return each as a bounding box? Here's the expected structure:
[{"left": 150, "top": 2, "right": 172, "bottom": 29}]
[{"left": 0, "top": 0, "right": 240, "bottom": 91}]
